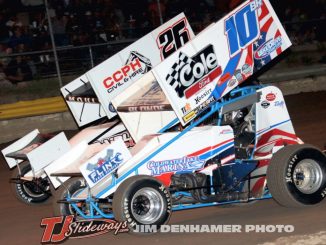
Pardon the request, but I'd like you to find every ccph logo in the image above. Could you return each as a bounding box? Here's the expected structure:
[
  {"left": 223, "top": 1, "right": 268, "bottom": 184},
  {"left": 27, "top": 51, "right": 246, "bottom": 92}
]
[{"left": 103, "top": 51, "right": 152, "bottom": 93}]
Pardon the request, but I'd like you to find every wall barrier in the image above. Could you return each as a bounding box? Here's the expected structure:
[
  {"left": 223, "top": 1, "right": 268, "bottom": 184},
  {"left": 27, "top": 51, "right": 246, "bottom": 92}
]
[{"left": 0, "top": 97, "right": 68, "bottom": 120}]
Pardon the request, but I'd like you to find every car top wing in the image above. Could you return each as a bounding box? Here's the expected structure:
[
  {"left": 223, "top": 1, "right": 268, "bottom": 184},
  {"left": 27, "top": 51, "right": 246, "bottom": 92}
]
[
  {"left": 153, "top": 0, "right": 291, "bottom": 125},
  {"left": 62, "top": 13, "right": 195, "bottom": 127}
]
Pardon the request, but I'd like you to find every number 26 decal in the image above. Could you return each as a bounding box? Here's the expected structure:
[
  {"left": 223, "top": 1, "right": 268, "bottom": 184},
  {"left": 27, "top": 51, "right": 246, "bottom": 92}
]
[
  {"left": 157, "top": 18, "right": 190, "bottom": 60},
  {"left": 225, "top": 3, "right": 259, "bottom": 57}
]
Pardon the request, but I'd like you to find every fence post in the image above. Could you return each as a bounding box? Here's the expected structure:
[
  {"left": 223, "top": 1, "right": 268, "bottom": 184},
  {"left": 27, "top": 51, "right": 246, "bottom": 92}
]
[
  {"left": 89, "top": 46, "right": 94, "bottom": 68},
  {"left": 44, "top": 0, "right": 63, "bottom": 88},
  {"left": 156, "top": 0, "right": 163, "bottom": 25}
]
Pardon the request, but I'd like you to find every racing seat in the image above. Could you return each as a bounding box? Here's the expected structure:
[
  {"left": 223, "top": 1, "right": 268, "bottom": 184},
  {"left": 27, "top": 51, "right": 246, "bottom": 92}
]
[{"left": 234, "top": 106, "right": 256, "bottom": 159}]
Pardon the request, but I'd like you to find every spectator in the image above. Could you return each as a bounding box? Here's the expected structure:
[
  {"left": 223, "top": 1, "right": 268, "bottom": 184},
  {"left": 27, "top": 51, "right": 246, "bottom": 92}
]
[
  {"left": 0, "top": 43, "right": 11, "bottom": 66},
  {"left": 7, "top": 26, "right": 30, "bottom": 50},
  {"left": 29, "top": 12, "right": 49, "bottom": 51},
  {"left": 6, "top": 15, "right": 23, "bottom": 39},
  {"left": 0, "top": 62, "right": 12, "bottom": 87},
  {"left": 106, "top": 12, "right": 123, "bottom": 40},
  {"left": 6, "top": 15, "right": 23, "bottom": 30},
  {"left": 138, "top": 11, "right": 152, "bottom": 36},
  {"left": 52, "top": 12, "right": 69, "bottom": 46},
  {"left": 21, "top": 0, "right": 43, "bottom": 6},
  {"left": 0, "top": 12, "right": 10, "bottom": 43},
  {"left": 83, "top": 11, "right": 96, "bottom": 34},
  {"left": 112, "top": 4, "right": 125, "bottom": 28},
  {"left": 5, "top": 46, "right": 33, "bottom": 85},
  {"left": 127, "top": 14, "right": 136, "bottom": 38},
  {"left": 71, "top": 31, "right": 91, "bottom": 46},
  {"left": 65, "top": 13, "right": 79, "bottom": 42}
]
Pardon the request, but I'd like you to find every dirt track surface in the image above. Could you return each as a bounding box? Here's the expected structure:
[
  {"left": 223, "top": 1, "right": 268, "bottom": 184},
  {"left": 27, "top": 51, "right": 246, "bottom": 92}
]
[{"left": 0, "top": 91, "right": 325, "bottom": 245}]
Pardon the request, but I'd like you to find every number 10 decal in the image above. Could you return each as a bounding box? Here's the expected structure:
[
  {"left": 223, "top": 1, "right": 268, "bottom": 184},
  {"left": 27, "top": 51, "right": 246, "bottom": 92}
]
[{"left": 225, "top": 4, "right": 259, "bottom": 57}]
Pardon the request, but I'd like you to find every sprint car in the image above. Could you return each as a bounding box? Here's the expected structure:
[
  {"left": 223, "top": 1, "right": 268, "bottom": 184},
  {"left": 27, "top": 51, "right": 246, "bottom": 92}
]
[
  {"left": 52, "top": 84, "right": 326, "bottom": 231},
  {"left": 2, "top": 119, "right": 132, "bottom": 205},
  {"left": 1, "top": 13, "right": 194, "bottom": 205},
  {"left": 50, "top": 0, "right": 325, "bottom": 232}
]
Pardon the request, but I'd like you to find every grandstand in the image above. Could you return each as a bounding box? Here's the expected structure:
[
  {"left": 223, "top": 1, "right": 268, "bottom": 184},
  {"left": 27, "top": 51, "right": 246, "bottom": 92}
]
[{"left": 0, "top": 0, "right": 324, "bottom": 91}]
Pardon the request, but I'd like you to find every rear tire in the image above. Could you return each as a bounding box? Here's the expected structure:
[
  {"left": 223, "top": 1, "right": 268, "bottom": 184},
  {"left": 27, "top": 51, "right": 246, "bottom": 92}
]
[
  {"left": 112, "top": 175, "right": 171, "bottom": 232},
  {"left": 267, "top": 144, "right": 326, "bottom": 207},
  {"left": 11, "top": 161, "right": 51, "bottom": 205}
]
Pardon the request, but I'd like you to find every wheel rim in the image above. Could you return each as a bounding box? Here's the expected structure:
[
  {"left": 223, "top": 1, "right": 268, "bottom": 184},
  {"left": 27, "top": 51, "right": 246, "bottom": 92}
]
[
  {"left": 22, "top": 178, "right": 49, "bottom": 198},
  {"left": 131, "top": 187, "right": 164, "bottom": 224},
  {"left": 292, "top": 159, "right": 323, "bottom": 194}
]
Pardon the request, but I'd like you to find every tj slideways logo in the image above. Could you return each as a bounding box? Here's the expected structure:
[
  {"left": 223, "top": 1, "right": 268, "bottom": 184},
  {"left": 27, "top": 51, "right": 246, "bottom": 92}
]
[
  {"left": 165, "top": 44, "right": 222, "bottom": 99},
  {"left": 40, "top": 215, "right": 128, "bottom": 243}
]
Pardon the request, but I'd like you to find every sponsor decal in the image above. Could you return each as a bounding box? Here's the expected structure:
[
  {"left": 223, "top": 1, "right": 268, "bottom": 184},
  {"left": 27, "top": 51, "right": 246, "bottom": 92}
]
[
  {"left": 225, "top": 2, "right": 259, "bottom": 57},
  {"left": 181, "top": 103, "right": 191, "bottom": 114},
  {"left": 227, "top": 79, "right": 237, "bottom": 88},
  {"left": 266, "top": 92, "right": 276, "bottom": 101},
  {"left": 147, "top": 156, "right": 205, "bottom": 176},
  {"left": 193, "top": 96, "right": 215, "bottom": 115},
  {"left": 183, "top": 110, "right": 196, "bottom": 123},
  {"left": 261, "top": 100, "right": 270, "bottom": 109},
  {"left": 274, "top": 100, "right": 285, "bottom": 108},
  {"left": 66, "top": 96, "right": 99, "bottom": 104},
  {"left": 285, "top": 154, "right": 298, "bottom": 183},
  {"left": 254, "top": 37, "right": 282, "bottom": 60},
  {"left": 40, "top": 216, "right": 128, "bottom": 243},
  {"left": 218, "top": 72, "right": 231, "bottom": 86},
  {"left": 194, "top": 88, "right": 212, "bottom": 105},
  {"left": 157, "top": 18, "right": 191, "bottom": 60},
  {"left": 221, "top": 154, "right": 235, "bottom": 165},
  {"left": 221, "top": 129, "right": 233, "bottom": 134},
  {"left": 108, "top": 103, "right": 116, "bottom": 113},
  {"left": 250, "top": 0, "right": 263, "bottom": 11},
  {"left": 102, "top": 51, "right": 152, "bottom": 93},
  {"left": 234, "top": 69, "right": 243, "bottom": 82},
  {"left": 86, "top": 149, "right": 123, "bottom": 184},
  {"left": 322, "top": 187, "right": 326, "bottom": 198},
  {"left": 127, "top": 105, "right": 167, "bottom": 112},
  {"left": 125, "top": 51, "right": 152, "bottom": 73},
  {"left": 242, "top": 64, "right": 252, "bottom": 75},
  {"left": 182, "top": 96, "right": 215, "bottom": 123},
  {"left": 165, "top": 44, "right": 222, "bottom": 99},
  {"left": 95, "top": 131, "right": 135, "bottom": 148}
]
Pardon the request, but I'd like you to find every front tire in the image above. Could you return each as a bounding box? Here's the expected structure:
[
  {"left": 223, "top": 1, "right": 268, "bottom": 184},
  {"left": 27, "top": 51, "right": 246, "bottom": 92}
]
[
  {"left": 112, "top": 175, "right": 171, "bottom": 232},
  {"left": 267, "top": 144, "right": 326, "bottom": 207},
  {"left": 11, "top": 161, "right": 51, "bottom": 205},
  {"left": 53, "top": 177, "right": 87, "bottom": 216}
]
